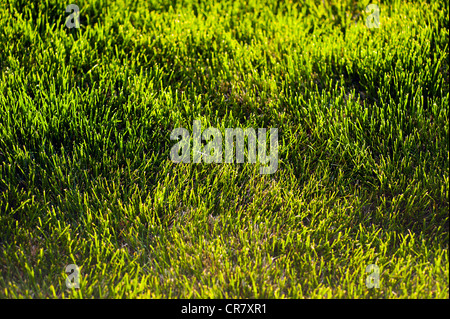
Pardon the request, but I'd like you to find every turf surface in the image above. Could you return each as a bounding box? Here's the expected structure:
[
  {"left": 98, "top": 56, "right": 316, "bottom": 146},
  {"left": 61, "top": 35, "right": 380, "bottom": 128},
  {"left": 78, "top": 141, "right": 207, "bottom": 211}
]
[{"left": 0, "top": 0, "right": 448, "bottom": 298}]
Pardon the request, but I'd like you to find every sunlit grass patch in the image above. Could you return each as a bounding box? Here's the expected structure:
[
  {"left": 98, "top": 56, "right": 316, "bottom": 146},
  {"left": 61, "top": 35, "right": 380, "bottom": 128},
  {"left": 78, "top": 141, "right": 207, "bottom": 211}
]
[{"left": 0, "top": 0, "right": 448, "bottom": 298}]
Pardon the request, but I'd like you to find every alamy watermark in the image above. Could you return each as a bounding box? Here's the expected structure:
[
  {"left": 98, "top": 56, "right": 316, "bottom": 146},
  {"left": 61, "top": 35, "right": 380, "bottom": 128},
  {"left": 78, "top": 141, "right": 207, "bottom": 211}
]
[
  {"left": 170, "top": 120, "right": 278, "bottom": 174},
  {"left": 66, "top": 4, "right": 80, "bottom": 29},
  {"left": 365, "top": 4, "right": 380, "bottom": 29},
  {"left": 65, "top": 264, "right": 80, "bottom": 289},
  {"left": 365, "top": 264, "right": 380, "bottom": 288}
]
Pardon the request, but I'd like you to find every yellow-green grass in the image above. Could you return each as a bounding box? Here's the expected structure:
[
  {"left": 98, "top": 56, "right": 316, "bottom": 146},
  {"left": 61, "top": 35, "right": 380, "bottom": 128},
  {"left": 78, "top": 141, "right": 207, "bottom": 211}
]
[{"left": 0, "top": 0, "right": 448, "bottom": 298}]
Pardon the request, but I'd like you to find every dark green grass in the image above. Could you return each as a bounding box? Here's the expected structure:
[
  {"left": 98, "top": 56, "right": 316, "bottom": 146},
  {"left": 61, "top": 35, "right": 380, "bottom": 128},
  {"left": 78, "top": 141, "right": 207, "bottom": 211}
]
[{"left": 0, "top": 0, "right": 448, "bottom": 298}]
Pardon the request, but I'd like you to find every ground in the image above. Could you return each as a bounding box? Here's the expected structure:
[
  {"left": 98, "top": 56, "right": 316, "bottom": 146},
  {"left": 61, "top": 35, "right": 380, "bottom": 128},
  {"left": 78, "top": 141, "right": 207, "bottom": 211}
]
[{"left": 0, "top": 0, "right": 448, "bottom": 298}]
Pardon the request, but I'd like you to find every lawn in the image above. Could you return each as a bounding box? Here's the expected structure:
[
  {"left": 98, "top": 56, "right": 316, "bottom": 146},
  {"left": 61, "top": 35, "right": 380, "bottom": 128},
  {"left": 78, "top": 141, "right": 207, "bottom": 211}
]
[{"left": 0, "top": 0, "right": 448, "bottom": 298}]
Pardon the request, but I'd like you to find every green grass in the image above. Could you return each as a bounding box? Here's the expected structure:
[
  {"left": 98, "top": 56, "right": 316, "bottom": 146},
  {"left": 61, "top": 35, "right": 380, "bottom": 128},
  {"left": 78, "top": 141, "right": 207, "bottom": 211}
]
[{"left": 0, "top": 0, "right": 448, "bottom": 298}]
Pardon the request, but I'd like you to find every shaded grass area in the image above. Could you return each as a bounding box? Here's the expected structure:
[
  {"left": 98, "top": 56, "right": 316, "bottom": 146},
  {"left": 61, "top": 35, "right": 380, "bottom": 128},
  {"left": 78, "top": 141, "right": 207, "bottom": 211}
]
[{"left": 0, "top": 0, "right": 448, "bottom": 298}]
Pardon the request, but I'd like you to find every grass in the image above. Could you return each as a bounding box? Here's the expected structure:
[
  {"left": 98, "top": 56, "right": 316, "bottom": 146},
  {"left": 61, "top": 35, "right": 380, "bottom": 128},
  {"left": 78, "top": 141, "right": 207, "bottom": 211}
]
[{"left": 0, "top": 0, "right": 448, "bottom": 298}]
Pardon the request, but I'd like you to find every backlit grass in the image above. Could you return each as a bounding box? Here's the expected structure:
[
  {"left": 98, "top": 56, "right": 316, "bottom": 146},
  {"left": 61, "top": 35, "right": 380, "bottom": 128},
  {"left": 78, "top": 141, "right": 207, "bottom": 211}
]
[{"left": 0, "top": 0, "right": 448, "bottom": 298}]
